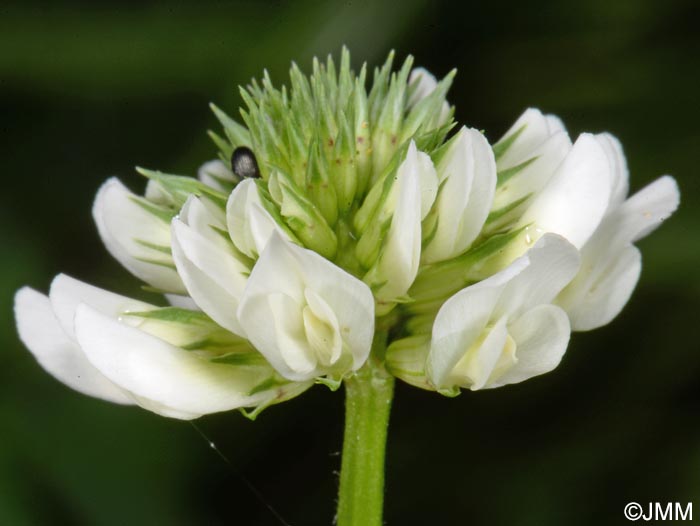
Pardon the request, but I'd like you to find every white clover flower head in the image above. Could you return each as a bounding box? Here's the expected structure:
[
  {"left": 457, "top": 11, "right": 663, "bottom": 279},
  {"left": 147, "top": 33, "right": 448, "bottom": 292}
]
[{"left": 14, "top": 48, "right": 679, "bottom": 420}]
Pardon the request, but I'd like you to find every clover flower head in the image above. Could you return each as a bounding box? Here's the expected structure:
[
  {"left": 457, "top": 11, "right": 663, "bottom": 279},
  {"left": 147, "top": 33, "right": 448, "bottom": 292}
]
[{"left": 15, "top": 48, "right": 679, "bottom": 420}]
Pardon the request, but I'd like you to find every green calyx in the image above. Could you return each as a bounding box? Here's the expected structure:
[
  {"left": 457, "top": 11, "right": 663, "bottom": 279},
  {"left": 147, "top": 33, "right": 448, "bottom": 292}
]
[{"left": 208, "top": 48, "right": 455, "bottom": 270}]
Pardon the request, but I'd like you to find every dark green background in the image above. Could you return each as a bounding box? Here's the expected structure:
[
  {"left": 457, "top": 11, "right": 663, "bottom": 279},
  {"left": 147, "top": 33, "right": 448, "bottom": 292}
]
[{"left": 2, "top": 1, "right": 698, "bottom": 525}]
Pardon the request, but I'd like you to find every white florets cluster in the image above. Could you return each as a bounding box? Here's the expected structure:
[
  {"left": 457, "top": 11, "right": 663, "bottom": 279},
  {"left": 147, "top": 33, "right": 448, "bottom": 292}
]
[{"left": 15, "top": 51, "right": 679, "bottom": 419}]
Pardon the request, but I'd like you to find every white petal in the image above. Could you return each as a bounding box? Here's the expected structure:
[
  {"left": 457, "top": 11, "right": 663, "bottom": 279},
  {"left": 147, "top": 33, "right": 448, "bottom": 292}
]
[
  {"left": 544, "top": 114, "right": 566, "bottom": 133},
  {"left": 408, "top": 68, "right": 438, "bottom": 107},
  {"left": 429, "top": 234, "right": 577, "bottom": 387},
  {"left": 519, "top": 133, "right": 614, "bottom": 249},
  {"left": 226, "top": 179, "right": 289, "bottom": 258},
  {"left": 49, "top": 273, "right": 152, "bottom": 340},
  {"left": 596, "top": 133, "right": 629, "bottom": 207},
  {"left": 197, "top": 160, "right": 236, "bottom": 191},
  {"left": 558, "top": 245, "right": 641, "bottom": 331},
  {"left": 294, "top": 261, "right": 374, "bottom": 372},
  {"left": 407, "top": 68, "right": 451, "bottom": 124},
  {"left": 495, "top": 108, "right": 567, "bottom": 169},
  {"left": 489, "top": 304, "right": 570, "bottom": 387},
  {"left": 239, "top": 233, "right": 375, "bottom": 380},
  {"left": 165, "top": 294, "right": 199, "bottom": 310},
  {"left": 48, "top": 274, "right": 200, "bottom": 348},
  {"left": 365, "top": 142, "right": 432, "bottom": 309},
  {"left": 496, "top": 234, "right": 580, "bottom": 319},
  {"left": 303, "top": 288, "right": 343, "bottom": 366},
  {"left": 461, "top": 316, "right": 510, "bottom": 390},
  {"left": 170, "top": 218, "right": 248, "bottom": 336},
  {"left": 14, "top": 287, "right": 133, "bottom": 405},
  {"left": 553, "top": 176, "right": 678, "bottom": 331},
  {"left": 144, "top": 180, "right": 172, "bottom": 205},
  {"left": 493, "top": 131, "right": 572, "bottom": 210},
  {"left": 615, "top": 175, "right": 680, "bottom": 244},
  {"left": 93, "top": 178, "right": 185, "bottom": 293},
  {"left": 423, "top": 128, "right": 496, "bottom": 262},
  {"left": 428, "top": 278, "right": 507, "bottom": 387},
  {"left": 74, "top": 304, "right": 279, "bottom": 419},
  {"left": 415, "top": 146, "right": 439, "bottom": 220},
  {"left": 180, "top": 195, "right": 227, "bottom": 245},
  {"left": 267, "top": 292, "right": 316, "bottom": 375},
  {"left": 237, "top": 292, "right": 306, "bottom": 379}
]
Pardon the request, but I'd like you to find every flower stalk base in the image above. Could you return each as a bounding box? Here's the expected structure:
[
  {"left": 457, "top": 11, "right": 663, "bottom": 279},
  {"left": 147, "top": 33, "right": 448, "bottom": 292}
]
[{"left": 336, "top": 332, "right": 395, "bottom": 526}]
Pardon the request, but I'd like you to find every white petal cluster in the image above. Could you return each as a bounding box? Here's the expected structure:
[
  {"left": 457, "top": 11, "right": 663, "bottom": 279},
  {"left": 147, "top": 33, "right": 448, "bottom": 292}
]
[
  {"left": 421, "top": 127, "right": 496, "bottom": 263},
  {"left": 428, "top": 234, "right": 578, "bottom": 392},
  {"left": 239, "top": 233, "right": 375, "bottom": 383},
  {"left": 15, "top": 59, "right": 680, "bottom": 417},
  {"left": 17, "top": 161, "right": 375, "bottom": 418},
  {"left": 386, "top": 103, "right": 678, "bottom": 392},
  {"left": 15, "top": 275, "right": 310, "bottom": 420},
  {"left": 93, "top": 178, "right": 185, "bottom": 294}
]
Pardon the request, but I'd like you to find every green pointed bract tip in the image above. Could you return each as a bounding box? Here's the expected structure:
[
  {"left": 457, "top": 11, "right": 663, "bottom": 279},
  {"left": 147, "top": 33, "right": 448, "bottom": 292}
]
[
  {"left": 136, "top": 167, "right": 229, "bottom": 209},
  {"left": 207, "top": 48, "right": 455, "bottom": 271}
]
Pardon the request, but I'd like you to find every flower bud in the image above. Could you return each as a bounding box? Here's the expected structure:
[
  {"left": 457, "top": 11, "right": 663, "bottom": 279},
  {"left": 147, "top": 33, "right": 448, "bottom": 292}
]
[
  {"left": 267, "top": 172, "right": 338, "bottom": 259},
  {"left": 361, "top": 142, "right": 437, "bottom": 315},
  {"left": 385, "top": 335, "right": 433, "bottom": 391}
]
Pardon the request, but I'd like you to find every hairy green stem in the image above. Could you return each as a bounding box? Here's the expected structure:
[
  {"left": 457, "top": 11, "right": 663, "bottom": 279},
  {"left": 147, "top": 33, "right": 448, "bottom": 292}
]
[{"left": 336, "top": 331, "right": 394, "bottom": 526}]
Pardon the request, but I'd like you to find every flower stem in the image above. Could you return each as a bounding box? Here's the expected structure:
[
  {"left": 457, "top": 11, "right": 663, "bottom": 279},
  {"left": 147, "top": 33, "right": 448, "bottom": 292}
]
[{"left": 336, "top": 331, "right": 394, "bottom": 526}]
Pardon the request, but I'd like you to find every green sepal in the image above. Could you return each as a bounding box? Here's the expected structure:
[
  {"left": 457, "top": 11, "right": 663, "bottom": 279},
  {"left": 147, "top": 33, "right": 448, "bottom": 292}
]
[
  {"left": 353, "top": 66, "right": 372, "bottom": 197},
  {"left": 369, "top": 56, "right": 414, "bottom": 186},
  {"left": 207, "top": 129, "right": 233, "bottom": 160},
  {"left": 128, "top": 195, "right": 177, "bottom": 223},
  {"left": 399, "top": 69, "right": 456, "bottom": 144},
  {"left": 497, "top": 156, "right": 537, "bottom": 187},
  {"left": 210, "top": 102, "right": 251, "bottom": 148},
  {"left": 414, "top": 119, "right": 457, "bottom": 155},
  {"left": 134, "top": 239, "right": 172, "bottom": 255},
  {"left": 140, "top": 284, "right": 173, "bottom": 295},
  {"left": 125, "top": 307, "right": 212, "bottom": 325},
  {"left": 385, "top": 334, "right": 435, "bottom": 392},
  {"left": 240, "top": 403, "right": 268, "bottom": 421},
  {"left": 437, "top": 386, "right": 461, "bottom": 398},
  {"left": 330, "top": 110, "right": 359, "bottom": 214},
  {"left": 209, "top": 225, "right": 256, "bottom": 269},
  {"left": 487, "top": 194, "right": 532, "bottom": 223},
  {"left": 421, "top": 177, "right": 449, "bottom": 245},
  {"left": 353, "top": 143, "right": 406, "bottom": 234},
  {"left": 210, "top": 351, "right": 268, "bottom": 366},
  {"left": 124, "top": 306, "right": 258, "bottom": 352},
  {"left": 405, "top": 313, "right": 437, "bottom": 335},
  {"left": 409, "top": 226, "right": 526, "bottom": 305},
  {"left": 248, "top": 376, "right": 289, "bottom": 396},
  {"left": 136, "top": 168, "right": 228, "bottom": 209},
  {"left": 367, "top": 50, "right": 395, "bottom": 125},
  {"left": 375, "top": 54, "right": 413, "bottom": 137},
  {"left": 133, "top": 257, "right": 176, "bottom": 271},
  {"left": 266, "top": 173, "right": 337, "bottom": 259},
  {"left": 240, "top": 392, "right": 281, "bottom": 422},
  {"left": 316, "top": 376, "right": 343, "bottom": 391},
  {"left": 305, "top": 138, "right": 338, "bottom": 226},
  {"left": 492, "top": 123, "right": 526, "bottom": 160},
  {"left": 355, "top": 216, "right": 391, "bottom": 269}
]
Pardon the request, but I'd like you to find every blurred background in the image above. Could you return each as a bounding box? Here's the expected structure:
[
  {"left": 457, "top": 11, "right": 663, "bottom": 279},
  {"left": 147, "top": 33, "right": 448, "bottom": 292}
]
[{"left": 1, "top": 1, "right": 699, "bottom": 524}]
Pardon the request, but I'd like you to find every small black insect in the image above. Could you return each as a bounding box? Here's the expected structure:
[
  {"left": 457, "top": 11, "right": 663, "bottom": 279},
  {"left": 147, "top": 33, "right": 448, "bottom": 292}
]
[{"left": 231, "top": 146, "right": 261, "bottom": 179}]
